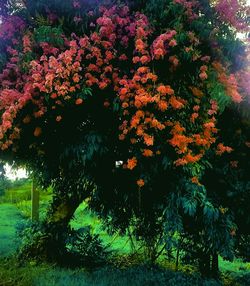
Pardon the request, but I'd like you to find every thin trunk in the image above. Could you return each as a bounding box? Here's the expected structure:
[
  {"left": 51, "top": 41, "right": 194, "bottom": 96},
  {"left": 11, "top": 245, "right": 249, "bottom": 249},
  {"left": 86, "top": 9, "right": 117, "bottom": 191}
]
[
  {"left": 211, "top": 253, "right": 219, "bottom": 278},
  {"left": 175, "top": 247, "right": 180, "bottom": 271},
  {"left": 20, "top": 178, "right": 95, "bottom": 262},
  {"left": 128, "top": 227, "right": 136, "bottom": 252},
  {"left": 199, "top": 254, "right": 211, "bottom": 277}
]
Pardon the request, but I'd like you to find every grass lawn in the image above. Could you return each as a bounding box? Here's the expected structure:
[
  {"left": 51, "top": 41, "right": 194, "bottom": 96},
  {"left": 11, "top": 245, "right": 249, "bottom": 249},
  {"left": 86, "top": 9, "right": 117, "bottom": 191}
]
[
  {"left": 0, "top": 203, "right": 23, "bottom": 257},
  {"left": 0, "top": 182, "right": 250, "bottom": 286}
]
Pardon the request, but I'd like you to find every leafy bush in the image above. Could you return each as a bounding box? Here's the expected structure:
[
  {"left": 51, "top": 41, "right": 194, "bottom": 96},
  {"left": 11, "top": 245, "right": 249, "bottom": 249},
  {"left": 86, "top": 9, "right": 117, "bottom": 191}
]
[
  {"left": 15, "top": 219, "right": 45, "bottom": 258},
  {"left": 66, "top": 227, "right": 110, "bottom": 267}
]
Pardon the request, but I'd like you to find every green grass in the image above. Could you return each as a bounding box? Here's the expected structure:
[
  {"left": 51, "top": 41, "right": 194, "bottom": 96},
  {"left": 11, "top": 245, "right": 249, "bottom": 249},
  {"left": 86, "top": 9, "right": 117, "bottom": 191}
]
[
  {"left": 70, "top": 203, "right": 132, "bottom": 253},
  {"left": 0, "top": 181, "right": 32, "bottom": 204},
  {"left": 0, "top": 203, "right": 23, "bottom": 257},
  {"left": 219, "top": 256, "right": 250, "bottom": 273},
  {"left": 15, "top": 191, "right": 52, "bottom": 220},
  {"left": 0, "top": 257, "right": 222, "bottom": 286},
  {"left": 1, "top": 182, "right": 250, "bottom": 285}
]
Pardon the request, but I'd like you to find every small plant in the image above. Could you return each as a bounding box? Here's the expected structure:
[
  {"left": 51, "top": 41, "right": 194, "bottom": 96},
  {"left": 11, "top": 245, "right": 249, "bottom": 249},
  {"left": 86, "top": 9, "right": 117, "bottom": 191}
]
[{"left": 66, "top": 227, "right": 110, "bottom": 268}]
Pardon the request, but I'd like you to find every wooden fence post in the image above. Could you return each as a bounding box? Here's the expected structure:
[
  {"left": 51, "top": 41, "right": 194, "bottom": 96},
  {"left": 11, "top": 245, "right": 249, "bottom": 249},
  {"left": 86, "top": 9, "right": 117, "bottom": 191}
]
[{"left": 31, "top": 178, "right": 39, "bottom": 221}]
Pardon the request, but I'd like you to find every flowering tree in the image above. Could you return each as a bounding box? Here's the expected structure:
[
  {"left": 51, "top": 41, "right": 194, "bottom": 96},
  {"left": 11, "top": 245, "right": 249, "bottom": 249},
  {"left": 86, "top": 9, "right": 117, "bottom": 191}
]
[{"left": 0, "top": 0, "right": 249, "bottom": 270}]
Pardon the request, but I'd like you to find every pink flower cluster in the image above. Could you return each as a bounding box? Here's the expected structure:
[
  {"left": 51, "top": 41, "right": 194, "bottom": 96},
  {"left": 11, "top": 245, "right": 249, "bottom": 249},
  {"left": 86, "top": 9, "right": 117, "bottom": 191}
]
[
  {"left": 0, "top": 16, "right": 25, "bottom": 41},
  {"left": 215, "top": 0, "right": 250, "bottom": 31},
  {"left": 174, "top": 0, "right": 199, "bottom": 21},
  {"left": 151, "top": 30, "right": 177, "bottom": 60},
  {"left": 208, "top": 100, "right": 218, "bottom": 116},
  {"left": 0, "top": 3, "right": 245, "bottom": 179},
  {"left": 212, "top": 61, "right": 243, "bottom": 103},
  {"left": 23, "top": 34, "right": 32, "bottom": 53}
]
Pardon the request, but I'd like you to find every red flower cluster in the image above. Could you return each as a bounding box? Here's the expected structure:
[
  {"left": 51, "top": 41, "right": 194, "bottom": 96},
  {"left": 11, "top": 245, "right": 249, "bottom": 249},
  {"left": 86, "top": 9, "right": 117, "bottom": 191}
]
[{"left": 0, "top": 4, "right": 246, "bottom": 188}]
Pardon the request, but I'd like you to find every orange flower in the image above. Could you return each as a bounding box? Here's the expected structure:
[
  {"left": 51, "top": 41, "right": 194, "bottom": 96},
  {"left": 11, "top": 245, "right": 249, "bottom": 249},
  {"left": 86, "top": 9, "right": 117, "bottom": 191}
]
[
  {"left": 136, "top": 126, "right": 144, "bottom": 136},
  {"left": 144, "top": 135, "right": 154, "bottom": 146},
  {"left": 137, "top": 179, "right": 145, "bottom": 188},
  {"left": 99, "top": 82, "right": 108, "bottom": 89},
  {"left": 146, "top": 73, "right": 158, "bottom": 82},
  {"left": 142, "top": 149, "right": 153, "bottom": 157},
  {"left": 150, "top": 118, "right": 165, "bottom": 130},
  {"left": 169, "top": 39, "right": 177, "bottom": 47},
  {"left": 135, "top": 39, "right": 145, "bottom": 52},
  {"left": 73, "top": 73, "right": 80, "bottom": 83},
  {"left": 157, "top": 85, "right": 167, "bottom": 95},
  {"left": 135, "top": 110, "right": 145, "bottom": 118},
  {"left": 140, "top": 55, "right": 150, "bottom": 64},
  {"left": 158, "top": 100, "right": 168, "bottom": 111},
  {"left": 190, "top": 87, "right": 203, "bottom": 97},
  {"left": 120, "top": 88, "right": 128, "bottom": 96},
  {"left": 184, "top": 153, "right": 202, "bottom": 163},
  {"left": 193, "top": 134, "right": 209, "bottom": 146},
  {"left": 131, "top": 116, "right": 140, "bottom": 128},
  {"left": 171, "top": 122, "right": 185, "bottom": 134},
  {"left": 174, "top": 158, "right": 188, "bottom": 166},
  {"left": 190, "top": 113, "right": 199, "bottom": 122},
  {"left": 127, "top": 157, "right": 137, "bottom": 170},
  {"left": 137, "top": 67, "right": 149, "bottom": 74},
  {"left": 169, "top": 134, "right": 192, "bottom": 153},
  {"left": 191, "top": 176, "right": 200, "bottom": 185},
  {"left": 165, "top": 85, "right": 174, "bottom": 95},
  {"left": 34, "top": 127, "right": 42, "bottom": 137},
  {"left": 169, "top": 96, "right": 184, "bottom": 109},
  {"left": 69, "top": 86, "right": 76, "bottom": 92},
  {"left": 203, "top": 121, "right": 215, "bottom": 129},
  {"left": 75, "top": 98, "right": 83, "bottom": 105},
  {"left": 157, "top": 85, "right": 174, "bottom": 95},
  {"left": 122, "top": 102, "right": 129, "bottom": 108},
  {"left": 216, "top": 143, "right": 233, "bottom": 155}
]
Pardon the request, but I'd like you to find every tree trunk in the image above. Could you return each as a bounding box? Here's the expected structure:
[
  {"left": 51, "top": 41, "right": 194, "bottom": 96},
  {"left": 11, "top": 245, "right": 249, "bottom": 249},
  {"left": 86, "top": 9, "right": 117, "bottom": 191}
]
[
  {"left": 211, "top": 253, "right": 219, "bottom": 278},
  {"left": 19, "top": 178, "right": 95, "bottom": 262},
  {"left": 199, "top": 254, "right": 211, "bottom": 277}
]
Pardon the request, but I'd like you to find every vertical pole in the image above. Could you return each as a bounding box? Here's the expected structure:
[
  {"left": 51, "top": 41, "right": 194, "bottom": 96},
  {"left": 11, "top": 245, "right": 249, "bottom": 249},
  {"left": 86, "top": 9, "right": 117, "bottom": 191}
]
[{"left": 31, "top": 178, "right": 39, "bottom": 221}]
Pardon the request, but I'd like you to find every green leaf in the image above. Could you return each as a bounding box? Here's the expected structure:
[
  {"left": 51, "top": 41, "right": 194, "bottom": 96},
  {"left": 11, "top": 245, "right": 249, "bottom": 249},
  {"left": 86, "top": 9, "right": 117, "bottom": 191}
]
[
  {"left": 162, "top": 156, "right": 171, "bottom": 170},
  {"left": 203, "top": 202, "right": 219, "bottom": 221},
  {"left": 182, "top": 197, "right": 197, "bottom": 217}
]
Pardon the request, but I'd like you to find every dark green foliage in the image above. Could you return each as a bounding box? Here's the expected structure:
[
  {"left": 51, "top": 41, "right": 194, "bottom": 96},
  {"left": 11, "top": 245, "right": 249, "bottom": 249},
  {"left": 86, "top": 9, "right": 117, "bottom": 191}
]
[
  {"left": 34, "top": 25, "right": 64, "bottom": 46},
  {"left": 67, "top": 227, "right": 110, "bottom": 267},
  {"left": 203, "top": 106, "right": 250, "bottom": 263},
  {"left": 236, "top": 235, "right": 250, "bottom": 262}
]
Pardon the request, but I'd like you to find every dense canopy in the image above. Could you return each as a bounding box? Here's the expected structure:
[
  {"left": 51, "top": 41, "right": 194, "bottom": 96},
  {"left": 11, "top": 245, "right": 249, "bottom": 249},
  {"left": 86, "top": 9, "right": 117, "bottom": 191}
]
[{"left": 0, "top": 0, "right": 249, "bottom": 275}]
